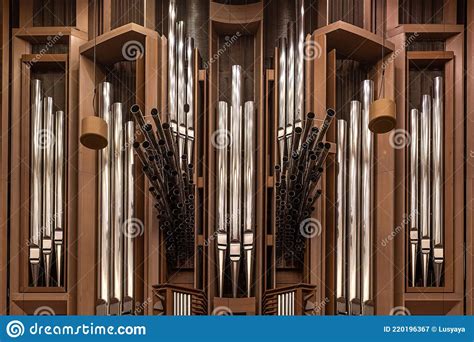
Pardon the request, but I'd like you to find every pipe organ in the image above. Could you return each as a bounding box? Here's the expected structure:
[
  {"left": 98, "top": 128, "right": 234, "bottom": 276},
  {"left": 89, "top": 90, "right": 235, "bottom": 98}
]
[
  {"left": 4, "top": 0, "right": 470, "bottom": 317},
  {"left": 335, "top": 80, "right": 375, "bottom": 316},
  {"left": 409, "top": 76, "right": 444, "bottom": 288}
]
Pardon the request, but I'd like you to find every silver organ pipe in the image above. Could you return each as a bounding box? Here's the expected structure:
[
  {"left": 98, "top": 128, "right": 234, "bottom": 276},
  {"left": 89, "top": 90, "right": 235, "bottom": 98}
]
[
  {"left": 30, "top": 79, "right": 43, "bottom": 286},
  {"left": 295, "top": 0, "right": 305, "bottom": 127},
  {"left": 42, "top": 96, "right": 54, "bottom": 287},
  {"left": 216, "top": 101, "right": 228, "bottom": 298},
  {"left": 420, "top": 94, "right": 431, "bottom": 287},
  {"left": 176, "top": 20, "right": 186, "bottom": 158},
  {"left": 230, "top": 65, "right": 243, "bottom": 298},
  {"left": 54, "top": 110, "right": 65, "bottom": 287},
  {"left": 97, "top": 81, "right": 113, "bottom": 314},
  {"left": 336, "top": 119, "right": 347, "bottom": 314},
  {"left": 360, "top": 80, "right": 374, "bottom": 315},
  {"left": 347, "top": 100, "right": 361, "bottom": 316},
  {"left": 186, "top": 37, "right": 195, "bottom": 165},
  {"left": 286, "top": 21, "right": 296, "bottom": 134},
  {"left": 123, "top": 121, "right": 135, "bottom": 314},
  {"left": 243, "top": 101, "right": 256, "bottom": 297},
  {"left": 409, "top": 108, "right": 419, "bottom": 286},
  {"left": 168, "top": 0, "right": 177, "bottom": 122},
  {"left": 432, "top": 76, "right": 444, "bottom": 287},
  {"left": 277, "top": 38, "right": 287, "bottom": 168}
]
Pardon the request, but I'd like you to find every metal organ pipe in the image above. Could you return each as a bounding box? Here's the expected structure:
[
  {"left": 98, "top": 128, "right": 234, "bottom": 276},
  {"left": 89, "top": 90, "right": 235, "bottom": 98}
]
[
  {"left": 168, "top": 0, "right": 177, "bottom": 122},
  {"left": 30, "top": 79, "right": 43, "bottom": 286},
  {"left": 97, "top": 81, "right": 113, "bottom": 314},
  {"left": 360, "top": 80, "right": 374, "bottom": 315},
  {"left": 216, "top": 101, "right": 228, "bottom": 298},
  {"left": 336, "top": 119, "right": 347, "bottom": 314},
  {"left": 432, "top": 76, "right": 444, "bottom": 287},
  {"left": 409, "top": 109, "right": 419, "bottom": 287},
  {"left": 295, "top": 0, "right": 305, "bottom": 126},
  {"left": 177, "top": 20, "right": 186, "bottom": 158},
  {"left": 420, "top": 94, "right": 431, "bottom": 287},
  {"left": 54, "top": 110, "right": 65, "bottom": 287},
  {"left": 186, "top": 37, "right": 195, "bottom": 165},
  {"left": 230, "top": 65, "right": 243, "bottom": 298},
  {"left": 347, "top": 100, "right": 361, "bottom": 316},
  {"left": 277, "top": 38, "right": 287, "bottom": 168},
  {"left": 243, "top": 101, "right": 256, "bottom": 297},
  {"left": 42, "top": 96, "right": 54, "bottom": 287}
]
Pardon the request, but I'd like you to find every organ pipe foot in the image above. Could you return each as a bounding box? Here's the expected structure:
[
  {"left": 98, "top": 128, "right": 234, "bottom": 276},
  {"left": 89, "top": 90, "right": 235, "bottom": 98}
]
[
  {"left": 433, "top": 246, "right": 444, "bottom": 287},
  {"left": 336, "top": 297, "right": 347, "bottom": 315},
  {"left": 217, "top": 231, "right": 227, "bottom": 298},
  {"left": 362, "top": 301, "right": 374, "bottom": 316},
  {"left": 409, "top": 240, "right": 418, "bottom": 287},
  {"left": 243, "top": 230, "right": 254, "bottom": 297},
  {"left": 29, "top": 245, "right": 41, "bottom": 287},
  {"left": 43, "top": 253, "right": 52, "bottom": 287},
  {"left": 109, "top": 298, "right": 121, "bottom": 316},
  {"left": 230, "top": 260, "right": 240, "bottom": 298},
  {"left": 96, "top": 300, "right": 108, "bottom": 316},
  {"left": 421, "top": 252, "right": 430, "bottom": 287},
  {"left": 54, "top": 228, "right": 64, "bottom": 287},
  {"left": 30, "top": 263, "right": 40, "bottom": 287},
  {"left": 122, "top": 296, "right": 134, "bottom": 315},
  {"left": 349, "top": 299, "right": 361, "bottom": 316}
]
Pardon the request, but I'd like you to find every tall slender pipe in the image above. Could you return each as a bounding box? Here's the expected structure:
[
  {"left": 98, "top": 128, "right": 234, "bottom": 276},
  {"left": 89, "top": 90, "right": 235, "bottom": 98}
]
[
  {"left": 30, "top": 79, "right": 43, "bottom": 286},
  {"left": 176, "top": 21, "right": 186, "bottom": 158},
  {"left": 42, "top": 96, "right": 54, "bottom": 287},
  {"left": 123, "top": 121, "right": 135, "bottom": 314},
  {"left": 286, "top": 21, "right": 296, "bottom": 127},
  {"left": 409, "top": 108, "right": 419, "bottom": 287},
  {"left": 348, "top": 100, "right": 361, "bottom": 315},
  {"left": 360, "top": 80, "right": 374, "bottom": 315},
  {"left": 295, "top": 0, "right": 305, "bottom": 127},
  {"left": 54, "top": 110, "right": 65, "bottom": 287},
  {"left": 168, "top": 0, "right": 177, "bottom": 122},
  {"left": 97, "top": 82, "right": 113, "bottom": 314},
  {"left": 110, "top": 103, "right": 123, "bottom": 315},
  {"left": 216, "top": 101, "right": 228, "bottom": 297},
  {"left": 432, "top": 77, "right": 444, "bottom": 287},
  {"left": 420, "top": 94, "right": 431, "bottom": 287},
  {"left": 243, "top": 101, "right": 255, "bottom": 297},
  {"left": 336, "top": 119, "right": 347, "bottom": 314},
  {"left": 230, "top": 65, "right": 243, "bottom": 297},
  {"left": 278, "top": 38, "right": 287, "bottom": 168},
  {"left": 186, "top": 38, "right": 195, "bottom": 164}
]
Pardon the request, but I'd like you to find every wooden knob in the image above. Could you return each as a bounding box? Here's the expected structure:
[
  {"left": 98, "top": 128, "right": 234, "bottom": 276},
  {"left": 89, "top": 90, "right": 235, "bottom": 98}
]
[
  {"left": 80, "top": 116, "right": 108, "bottom": 150},
  {"left": 369, "top": 98, "right": 396, "bottom": 134}
]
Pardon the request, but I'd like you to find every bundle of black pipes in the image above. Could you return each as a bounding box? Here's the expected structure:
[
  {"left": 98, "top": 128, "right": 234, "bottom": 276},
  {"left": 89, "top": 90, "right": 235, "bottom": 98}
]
[
  {"left": 275, "top": 108, "right": 335, "bottom": 267},
  {"left": 131, "top": 104, "right": 195, "bottom": 269}
]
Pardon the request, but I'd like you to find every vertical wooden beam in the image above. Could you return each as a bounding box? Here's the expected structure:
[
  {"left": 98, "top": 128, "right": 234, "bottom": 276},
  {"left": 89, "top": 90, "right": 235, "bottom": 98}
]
[
  {"left": 19, "top": 0, "right": 34, "bottom": 28},
  {"left": 386, "top": 0, "right": 399, "bottom": 31},
  {"left": 76, "top": 0, "right": 89, "bottom": 33}
]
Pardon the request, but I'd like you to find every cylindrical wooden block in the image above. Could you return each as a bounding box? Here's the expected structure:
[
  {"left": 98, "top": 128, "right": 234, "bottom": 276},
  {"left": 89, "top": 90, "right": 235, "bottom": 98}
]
[
  {"left": 80, "top": 116, "right": 108, "bottom": 150},
  {"left": 369, "top": 98, "right": 396, "bottom": 134}
]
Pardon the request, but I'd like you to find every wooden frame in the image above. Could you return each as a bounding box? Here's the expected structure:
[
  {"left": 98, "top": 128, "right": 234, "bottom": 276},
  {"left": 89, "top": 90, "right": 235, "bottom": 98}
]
[
  {"left": 77, "top": 23, "right": 159, "bottom": 314},
  {"left": 9, "top": 27, "right": 86, "bottom": 315},
  {"left": 389, "top": 24, "right": 465, "bottom": 315},
  {"left": 207, "top": 0, "right": 265, "bottom": 314}
]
